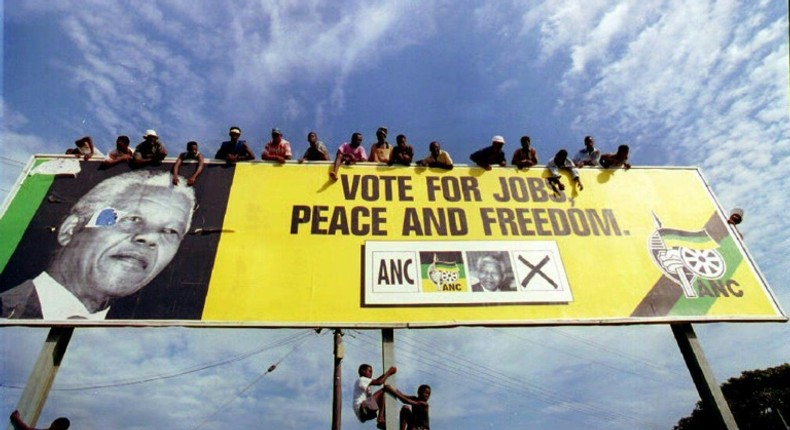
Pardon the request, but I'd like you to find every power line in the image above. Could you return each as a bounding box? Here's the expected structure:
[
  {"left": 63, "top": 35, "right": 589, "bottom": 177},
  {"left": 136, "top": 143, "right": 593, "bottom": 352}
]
[
  {"left": 192, "top": 330, "right": 317, "bottom": 430},
  {"left": 349, "top": 330, "right": 656, "bottom": 428},
  {"left": 397, "top": 331, "right": 645, "bottom": 425},
  {"left": 549, "top": 328, "right": 675, "bottom": 374},
  {"left": 0, "top": 156, "right": 25, "bottom": 167},
  {"left": 496, "top": 329, "right": 677, "bottom": 385},
  {"left": 0, "top": 331, "right": 315, "bottom": 392}
]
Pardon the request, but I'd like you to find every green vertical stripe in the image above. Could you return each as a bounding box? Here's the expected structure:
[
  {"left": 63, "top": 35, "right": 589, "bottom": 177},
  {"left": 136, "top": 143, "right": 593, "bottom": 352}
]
[{"left": 0, "top": 165, "right": 54, "bottom": 273}]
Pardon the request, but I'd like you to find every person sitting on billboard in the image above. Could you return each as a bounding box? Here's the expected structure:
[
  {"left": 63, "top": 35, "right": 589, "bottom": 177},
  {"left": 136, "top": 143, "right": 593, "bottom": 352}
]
[
  {"left": 102, "top": 136, "right": 133, "bottom": 167},
  {"left": 172, "top": 141, "right": 205, "bottom": 186},
  {"left": 330, "top": 132, "right": 367, "bottom": 180},
  {"left": 470, "top": 135, "right": 507, "bottom": 170},
  {"left": 298, "top": 131, "right": 330, "bottom": 163},
  {"left": 353, "top": 363, "right": 397, "bottom": 428},
  {"left": 417, "top": 141, "right": 453, "bottom": 170},
  {"left": 388, "top": 134, "right": 414, "bottom": 166},
  {"left": 572, "top": 135, "right": 601, "bottom": 168},
  {"left": 511, "top": 135, "right": 539, "bottom": 169},
  {"left": 546, "top": 149, "right": 583, "bottom": 193},
  {"left": 132, "top": 130, "right": 168, "bottom": 166},
  {"left": 261, "top": 128, "right": 292, "bottom": 164},
  {"left": 10, "top": 410, "right": 69, "bottom": 430},
  {"left": 599, "top": 144, "right": 631, "bottom": 170},
  {"left": 215, "top": 126, "right": 255, "bottom": 164},
  {"left": 65, "top": 136, "right": 103, "bottom": 161},
  {"left": 368, "top": 127, "right": 392, "bottom": 164},
  {"left": 0, "top": 171, "right": 195, "bottom": 320}
]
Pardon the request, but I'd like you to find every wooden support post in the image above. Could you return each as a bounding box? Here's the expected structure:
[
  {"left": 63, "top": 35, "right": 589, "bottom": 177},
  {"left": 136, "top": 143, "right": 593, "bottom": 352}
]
[
  {"left": 672, "top": 323, "right": 738, "bottom": 430},
  {"left": 331, "top": 329, "right": 343, "bottom": 430},
  {"left": 381, "top": 328, "right": 396, "bottom": 430},
  {"left": 8, "top": 327, "right": 74, "bottom": 430}
]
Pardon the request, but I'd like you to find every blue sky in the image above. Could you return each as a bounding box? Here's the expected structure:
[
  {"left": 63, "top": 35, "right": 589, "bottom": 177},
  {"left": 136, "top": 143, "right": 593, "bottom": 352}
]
[{"left": 1, "top": 1, "right": 788, "bottom": 429}]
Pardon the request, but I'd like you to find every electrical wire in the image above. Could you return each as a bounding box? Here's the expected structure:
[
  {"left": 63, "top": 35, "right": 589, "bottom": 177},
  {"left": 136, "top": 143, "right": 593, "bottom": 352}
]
[
  {"left": 191, "top": 330, "right": 317, "bottom": 430},
  {"left": 0, "top": 331, "right": 314, "bottom": 392},
  {"left": 0, "top": 156, "right": 25, "bottom": 167},
  {"left": 549, "top": 327, "right": 675, "bottom": 373},
  {"left": 495, "top": 329, "right": 676, "bottom": 385}
]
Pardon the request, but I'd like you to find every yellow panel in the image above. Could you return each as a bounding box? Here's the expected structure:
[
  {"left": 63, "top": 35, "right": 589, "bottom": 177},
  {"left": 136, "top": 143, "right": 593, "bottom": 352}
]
[{"left": 201, "top": 164, "right": 785, "bottom": 325}]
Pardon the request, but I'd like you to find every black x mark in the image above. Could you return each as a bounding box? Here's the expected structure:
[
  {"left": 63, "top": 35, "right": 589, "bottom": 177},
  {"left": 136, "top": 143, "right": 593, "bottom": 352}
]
[{"left": 518, "top": 255, "right": 558, "bottom": 289}]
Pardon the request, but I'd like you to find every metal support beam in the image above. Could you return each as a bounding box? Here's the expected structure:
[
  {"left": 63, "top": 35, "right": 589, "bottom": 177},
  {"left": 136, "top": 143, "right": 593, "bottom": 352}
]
[
  {"left": 672, "top": 323, "right": 738, "bottom": 430},
  {"left": 381, "top": 328, "right": 396, "bottom": 430},
  {"left": 8, "top": 327, "right": 74, "bottom": 430},
  {"left": 331, "top": 329, "right": 344, "bottom": 430}
]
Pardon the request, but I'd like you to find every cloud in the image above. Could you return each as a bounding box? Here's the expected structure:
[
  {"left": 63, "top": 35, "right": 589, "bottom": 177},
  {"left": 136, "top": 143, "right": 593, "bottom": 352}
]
[
  {"left": 7, "top": 1, "right": 439, "bottom": 155},
  {"left": 517, "top": 1, "right": 789, "bottom": 276},
  {"left": 0, "top": 101, "right": 50, "bottom": 197}
]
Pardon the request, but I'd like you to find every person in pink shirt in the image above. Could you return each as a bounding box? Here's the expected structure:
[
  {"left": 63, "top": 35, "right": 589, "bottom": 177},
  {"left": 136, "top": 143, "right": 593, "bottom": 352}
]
[{"left": 330, "top": 132, "right": 367, "bottom": 180}]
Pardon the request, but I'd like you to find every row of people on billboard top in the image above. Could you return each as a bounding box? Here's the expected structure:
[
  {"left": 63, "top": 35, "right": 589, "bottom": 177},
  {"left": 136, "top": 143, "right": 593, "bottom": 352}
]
[{"left": 64, "top": 127, "right": 631, "bottom": 191}]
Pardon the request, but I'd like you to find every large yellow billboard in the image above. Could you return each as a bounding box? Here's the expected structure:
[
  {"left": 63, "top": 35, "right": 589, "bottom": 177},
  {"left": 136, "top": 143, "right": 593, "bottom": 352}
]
[{"left": 0, "top": 158, "right": 785, "bottom": 326}]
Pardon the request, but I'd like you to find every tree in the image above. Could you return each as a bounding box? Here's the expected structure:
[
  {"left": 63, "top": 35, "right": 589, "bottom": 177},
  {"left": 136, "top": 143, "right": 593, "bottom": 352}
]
[{"left": 674, "top": 363, "right": 790, "bottom": 430}]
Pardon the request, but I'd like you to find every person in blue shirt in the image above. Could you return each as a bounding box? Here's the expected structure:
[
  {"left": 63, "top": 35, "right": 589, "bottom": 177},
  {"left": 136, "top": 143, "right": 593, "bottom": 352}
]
[{"left": 215, "top": 126, "right": 255, "bottom": 164}]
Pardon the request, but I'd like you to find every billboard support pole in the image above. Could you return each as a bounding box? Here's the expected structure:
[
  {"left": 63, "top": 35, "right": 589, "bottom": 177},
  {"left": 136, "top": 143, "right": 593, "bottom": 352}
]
[
  {"left": 672, "top": 323, "right": 738, "bottom": 430},
  {"left": 9, "top": 327, "right": 74, "bottom": 430},
  {"left": 381, "top": 328, "right": 396, "bottom": 430},
  {"left": 331, "top": 329, "right": 343, "bottom": 430}
]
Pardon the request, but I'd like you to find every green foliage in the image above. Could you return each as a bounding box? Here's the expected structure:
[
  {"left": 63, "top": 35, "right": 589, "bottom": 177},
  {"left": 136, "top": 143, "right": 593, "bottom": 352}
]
[{"left": 673, "top": 363, "right": 790, "bottom": 430}]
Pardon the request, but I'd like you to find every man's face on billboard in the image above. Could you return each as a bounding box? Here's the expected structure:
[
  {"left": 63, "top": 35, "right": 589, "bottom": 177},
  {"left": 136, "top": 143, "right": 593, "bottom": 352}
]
[{"left": 56, "top": 184, "right": 192, "bottom": 301}]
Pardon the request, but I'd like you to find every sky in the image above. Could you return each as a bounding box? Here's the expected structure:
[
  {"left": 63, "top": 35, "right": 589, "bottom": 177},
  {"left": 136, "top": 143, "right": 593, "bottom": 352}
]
[{"left": 0, "top": 0, "right": 788, "bottom": 429}]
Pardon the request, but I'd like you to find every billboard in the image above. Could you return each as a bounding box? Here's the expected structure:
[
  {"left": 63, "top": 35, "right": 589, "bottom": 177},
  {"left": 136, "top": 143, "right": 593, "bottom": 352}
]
[{"left": 0, "top": 157, "right": 785, "bottom": 326}]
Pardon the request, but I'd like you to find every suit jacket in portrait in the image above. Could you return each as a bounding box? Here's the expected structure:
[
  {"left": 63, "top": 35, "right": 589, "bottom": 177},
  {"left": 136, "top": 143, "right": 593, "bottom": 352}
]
[{"left": 0, "top": 280, "right": 43, "bottom": 319}]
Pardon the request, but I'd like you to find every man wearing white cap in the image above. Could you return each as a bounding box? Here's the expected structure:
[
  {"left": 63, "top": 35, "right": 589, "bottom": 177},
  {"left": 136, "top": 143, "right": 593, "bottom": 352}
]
[
  {"left": 470, "top": 135, "right": 507, "bottom": 170},
  {"left": 133, "top": 129, "right": 168, "bottom": 166}
]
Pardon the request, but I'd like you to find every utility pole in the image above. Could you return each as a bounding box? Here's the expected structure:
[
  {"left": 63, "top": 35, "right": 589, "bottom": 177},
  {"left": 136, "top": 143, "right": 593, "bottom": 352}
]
[
  {"left": 8, "top": 327, "right": 73, "bottom": 430},
  {"left": 381, "top": 329, "right": 396, "bottom": 430},
  {"left": 672, "top": 323, "right": 738, "bottom": 430},
  {"left": 331, "top": 329, "right": 344, "bottom": 430}
]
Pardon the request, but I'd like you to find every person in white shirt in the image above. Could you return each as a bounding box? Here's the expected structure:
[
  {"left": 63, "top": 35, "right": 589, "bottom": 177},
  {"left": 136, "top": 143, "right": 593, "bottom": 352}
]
[
  {"left": 352, "top": 363, "right": 397, "bottom": 428},
  {"left": 572, "top": 135, "right": 601, "bottom": 168}
]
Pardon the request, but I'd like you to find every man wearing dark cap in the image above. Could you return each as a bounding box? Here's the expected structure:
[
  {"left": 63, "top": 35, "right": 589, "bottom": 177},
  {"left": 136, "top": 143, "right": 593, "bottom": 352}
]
[
  {"left": 215, "top": 126, "right": 255, "bottom": 164},
  {"left": 262, "top": 128, "right": 292, "bottom": 164}
]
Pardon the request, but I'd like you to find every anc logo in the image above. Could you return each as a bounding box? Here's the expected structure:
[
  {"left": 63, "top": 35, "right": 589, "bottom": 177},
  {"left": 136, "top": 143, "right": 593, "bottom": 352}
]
[
  {"left": 419, "top": 251, "right": 467, "bottom": 292},
  {"left": 648, "top": 213, "right": 726, "bottom": 298}
]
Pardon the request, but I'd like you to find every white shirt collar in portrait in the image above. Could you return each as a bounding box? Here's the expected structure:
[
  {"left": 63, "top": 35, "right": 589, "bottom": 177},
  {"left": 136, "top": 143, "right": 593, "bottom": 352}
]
[{"left": 33, "top": 272, "right": 110, "bottom": 320}]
